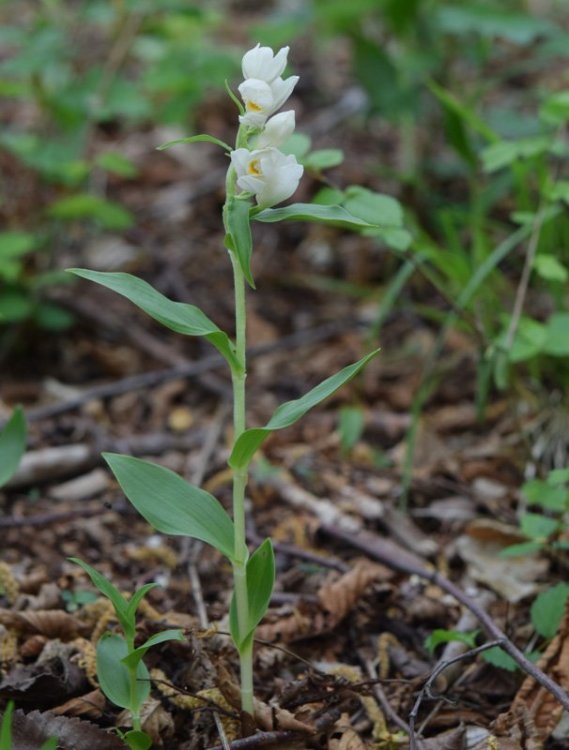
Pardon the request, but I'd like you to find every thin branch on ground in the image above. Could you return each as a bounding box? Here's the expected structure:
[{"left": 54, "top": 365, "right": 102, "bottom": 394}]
[
  {"left": 319, "top": 523, "right": 569, "bottom": 713},
  {"left": 15, "top": 319, "right": 360, "bottom": 427},
  {"left": 408, "top": 640, "right": 502, "bottom": 750},
  {"left": 359, "top": 650, "right": 411, "bottom": 736}
]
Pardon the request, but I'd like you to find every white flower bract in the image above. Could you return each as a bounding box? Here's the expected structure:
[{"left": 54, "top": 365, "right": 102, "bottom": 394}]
[
  {"left": 242, "top": 44, "right": 290, "bottom": 83},
  {"left": 254, "top": 111, "right": 295, "bottom": 148},
  {"left": 238, "top": 76, "right": 299, "bottom": 128},
  {"left": 231, "top": 147, "right": 303, "bottom": 208}
]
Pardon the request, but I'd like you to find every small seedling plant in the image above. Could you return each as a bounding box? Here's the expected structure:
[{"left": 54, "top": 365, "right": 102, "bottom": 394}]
[
  {"left": 70, "top": 44, "right": 382, "bottom": 717},
  {"left": 71, "top": 559, "right": 183, "bottom": 750}
]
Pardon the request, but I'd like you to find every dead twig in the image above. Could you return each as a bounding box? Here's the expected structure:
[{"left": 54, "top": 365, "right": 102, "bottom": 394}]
[
  {"left": 408, "top": 640, "right": 502, "bottom": 750},
  {"left": 319, "top": 523, "right": 569, "bottom": 714},
  {"left": 4, "top": 432, "right": 202, "bottom": 489},
  {"left": 16, "top": 319, "right": 360, "bottom": 427}
]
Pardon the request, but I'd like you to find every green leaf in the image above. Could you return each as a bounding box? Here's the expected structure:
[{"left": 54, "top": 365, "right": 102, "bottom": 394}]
[
  {"left": 124, "top": 731, "right": 152, "bottom": 750},
  {"left": 95, "top": 152, "right": 138, "bottom": 178},
  {"left": 48, "top": 194, "right": 133, "bottom": 231},
  {"left": 304, "top": 149, "right": 344, "bottom": 171},
  {"left": 156, "top": 134, "right": 231, "bottom": 152},
  {"left": 540, "top": 91, "right": 569, "bottom": 126},
  {"left": 122, "top": 629, "right": 184, "bottom": 671},
  {"left": 520, "top": 512, "right": 560, "bottom": 540},
  {"left": 548, "top": 468, "right": 569, "bottom": 485},
  {"left": 482, "top": 136, "right": 551, "bottom": 173},
  {"left": 547, "top": 181, "right": 569, "bottom": 205},
  {"left": 427, "top": 80, "right": 498, "bottom": 143},
  {"left": 533, "top": 254, "right": 568, "bottom": 283},
  {"left": 543, "top": 313, "right": 569, "bottom": 357},
  {"left": 343, "top": 186, "right": 404, "bottom": 228},
  {"left": 281, "top": 133, "right": 312, "bottom": 159},
  {"left": 230, "top": 539, "right": 275, "bottom": 649},
  {"left": 226, "top": 196, "right": 255, "bottom": 288},
  {"left": 0, "top": 231, "right": 37, "bottom": 259},
  {"left": 436, "top": 5, "right": 555, "bottom": 44},
  {"left": 103, "top": 454, "right": 235, "bottom": 560},
  {"left": 67, "top": 270, "right": 239, "bottom": 370},
  {"left": 254, "top": 203, "right": 381, "bottom": 230},
  {"left": 0, "top": 291, "right": 34, "bottom": 322},
  {"left": 482, "top": 646, "right": 518, "bottom": 672},
  {"left": 70, "top": 558, "right": 132, "bottom": 637},
  {"left": 39, "top": 739, "right": 58, "bottom": 750},
  {"left": 424, "top": 629, "right": 478, "bottom": 656},
  {"left": 338, "top": 406, "right": 365, "bottom": 454},
  {"left": 521, "top": 479, "right": 568, "bottom": 512},
  {"left": 531, "top": 583, "right": 569, "bottom": 639},
  {"left": 96, "top": 634, "right": 150, "bottom": 710},
  {"left": 500, "top": 541, "right": 545, "bottom": 557},
  {"left": 229, "top": 351, "right": 378, "bottom": 469},
  {"left": 125, "top": 583, "right": 159, "bottom": 623},
  {"left": 505, "top": 317, "right": 547, "bottom": 363},
  {"left": 0, "top": 702, "right": 13, "bottom": 750},
  {"left": 0, "top": 406, "right": 26, "bottom": 489}
]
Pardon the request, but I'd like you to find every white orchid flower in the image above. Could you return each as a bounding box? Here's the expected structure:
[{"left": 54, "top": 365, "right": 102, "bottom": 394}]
[
  {"left": 238, "top": 76, "right": 299, "bottom": 128},
  {"left": 242, "top": 44, "right": 290, "bottom": 83},
  {"left": 254, "top": 111, "right": 295, "bottom": 148},
  {"left": 231, "top": 147, "right": 303, "bottom": 208}
]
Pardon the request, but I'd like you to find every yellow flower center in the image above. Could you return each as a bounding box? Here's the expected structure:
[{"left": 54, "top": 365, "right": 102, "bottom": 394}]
[
  {"left": 248, "top": 159, "right": 262, "bottom": 176},
  {"left": 246, "top": 99, "right": 264, "bottom": 113}
]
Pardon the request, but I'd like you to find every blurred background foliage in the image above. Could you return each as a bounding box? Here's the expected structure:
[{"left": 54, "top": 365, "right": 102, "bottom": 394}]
[{"left": 0, "top": 0, "right": 568, "bottom": 446}]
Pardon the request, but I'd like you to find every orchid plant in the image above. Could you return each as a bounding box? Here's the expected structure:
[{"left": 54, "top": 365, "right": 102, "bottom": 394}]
[{"left": 69, "top": 44, "right": 381, "bottom": 718}]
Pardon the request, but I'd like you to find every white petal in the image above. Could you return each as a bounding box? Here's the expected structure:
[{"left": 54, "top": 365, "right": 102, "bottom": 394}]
[
  {"left": 238, "top": 78, "right": 273, "bottom": 110},
  {"left": 239, "top": 111, "right": 268, "bottom": 128},
  {"left": 242, "top": 44, "right": 289, "bottom": 82},
  {"left": 255, "top": 111, "right": 295, "bottom": 148},
  {"left": 269, "top": 76, "right": 299, "bottom": 112},
  {"left": 237, "top": 174, "right": 265, "bottom": 193},
  {"left": 230, "top": 148, "right": 253, "bottom": 177},
  {"left": 255, "top": 149, "right": 303, "bottom": 207}
]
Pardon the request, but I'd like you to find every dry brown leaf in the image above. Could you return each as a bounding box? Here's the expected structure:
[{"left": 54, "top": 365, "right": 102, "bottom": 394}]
[
  {"left": 218, "top": 666, "right": 313, "bottom": 734},
  {"left": 256, "top": 601, "right": 314, "bottom": 643},
  {"left": 494, "top": 606, "right": 569, "bottom": 745},
  {"left": 493, "top": 706, "right": 541, "bottom": 749},
  {"left": 257, "top": 560, "right": 389, "bottom": 644},
  {"left": 51, "top": 689, "right": 106, "bottom": 718},
  {"left": 414, "top": 725, "right": 466, "bottom": 749},
  {"left": 329, "top": 726, "right": 367, "bottom": 750},
  {"left": 4, "top": 709, "right": 127, "bottom": 750},
  {"left": 141, "top": 697, "right": 175, "bottom": 745},
  {"left": 455, "top": 535, "right": 547, "bottom": 603},
  {"left": 318, "top": 559, "right": 391, "bottom": 627},
  {"left": 0, "top": 609, "right": 87, "bottom": 640}
]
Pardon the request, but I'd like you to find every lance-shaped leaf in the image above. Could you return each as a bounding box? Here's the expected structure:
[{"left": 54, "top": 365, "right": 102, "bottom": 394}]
[
  {"left": 156, "top": 134, "right": 232, "bottom": 152},
  {"left": 70, "top": 558, "right": 132, "bottom": 637},
  {"left": 96, "top": 634, "right": 150, "bottom": 710},
  {"left": 229, "top": 350, "right": 378, "bottom": 469},
  {"left": 229, "top": 539, "right": 275, "bottom": 650},
  {"left": 0, "top": 406, "right": 26, "bottom": 488},
  {"left": 226, "top": 196, "right": 255, "bottom": 288},
  {"left": 253, "top": 203, "right": 379, "bottom": 230},
  {"left": 103, "top": 454, "right": 235, "bottom": 561},
  {"left": 122, "top": 630, "right": 184, "bottom": 671},
  {"left": 68, "top": 270, "right": 239, "bottom": 371}
]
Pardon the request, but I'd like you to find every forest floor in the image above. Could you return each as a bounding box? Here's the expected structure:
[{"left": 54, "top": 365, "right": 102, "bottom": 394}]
[{"left": 1, "top": 18, "right": 568, "bottom": 750}]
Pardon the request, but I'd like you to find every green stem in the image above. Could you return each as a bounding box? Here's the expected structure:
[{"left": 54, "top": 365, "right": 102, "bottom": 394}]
[
  {"left": 228, "top": 228, "right": 254, "bottom": 716},
  {"left": 126, "top": 637, "right": 142, "bottom": 732}
]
